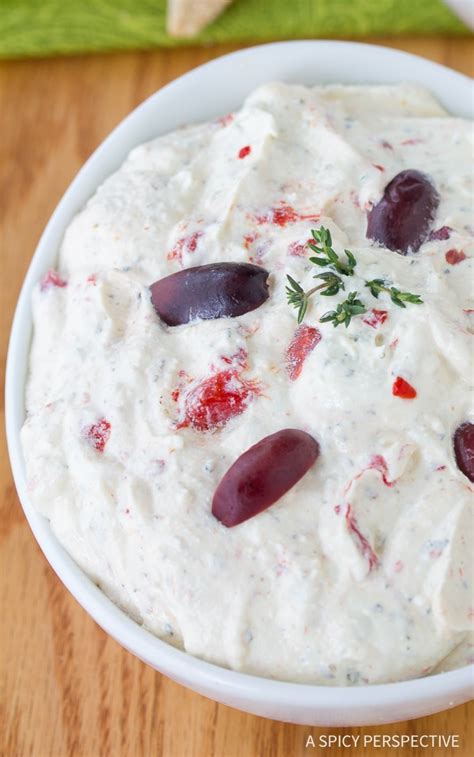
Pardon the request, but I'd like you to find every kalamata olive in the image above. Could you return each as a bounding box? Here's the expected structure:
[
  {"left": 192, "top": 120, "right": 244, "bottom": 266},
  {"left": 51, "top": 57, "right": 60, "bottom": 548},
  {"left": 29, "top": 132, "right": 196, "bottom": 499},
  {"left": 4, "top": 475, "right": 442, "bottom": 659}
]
[
  {"left": 150, "top": 263, "right": 269, "bottom": 326},
  {"left": 212, "top": 429, "right": 320, "bottom": 527},
  {"left": 367, "top": 169, "right": 439, "bottom": 254},
  {"left": 453, "top": 422, "right": 474, "bottom": 482}
]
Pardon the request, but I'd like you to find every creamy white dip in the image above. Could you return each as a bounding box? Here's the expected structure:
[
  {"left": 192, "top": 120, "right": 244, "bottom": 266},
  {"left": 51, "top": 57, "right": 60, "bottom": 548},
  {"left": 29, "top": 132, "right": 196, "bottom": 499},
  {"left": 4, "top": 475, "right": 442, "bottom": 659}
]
[{"left": 22, "top": 83, "right": 473, "bottom": 685}]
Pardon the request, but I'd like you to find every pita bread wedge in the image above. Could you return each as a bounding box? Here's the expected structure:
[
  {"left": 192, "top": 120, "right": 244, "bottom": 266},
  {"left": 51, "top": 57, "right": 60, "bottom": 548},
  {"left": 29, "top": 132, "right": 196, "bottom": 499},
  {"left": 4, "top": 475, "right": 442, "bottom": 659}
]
[{"left": 167, "top": 0, "right": 234, "bottom": 37}]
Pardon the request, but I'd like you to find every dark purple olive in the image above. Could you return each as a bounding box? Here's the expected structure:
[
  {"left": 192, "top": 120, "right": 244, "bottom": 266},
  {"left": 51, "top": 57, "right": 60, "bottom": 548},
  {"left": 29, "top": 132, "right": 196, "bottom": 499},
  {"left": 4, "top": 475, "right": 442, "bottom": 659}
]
[
  {"left": 150, "top": 262, "right": 269, "bottom": 326},
  {"left": 454, "top": 422, "right": 474, "bottom": 483},
  {"left": 212, "top": 429, "right": 320, "bottom": 527},
  {"left": 367, "top": 169, "right": 439, "bottom": 254}
]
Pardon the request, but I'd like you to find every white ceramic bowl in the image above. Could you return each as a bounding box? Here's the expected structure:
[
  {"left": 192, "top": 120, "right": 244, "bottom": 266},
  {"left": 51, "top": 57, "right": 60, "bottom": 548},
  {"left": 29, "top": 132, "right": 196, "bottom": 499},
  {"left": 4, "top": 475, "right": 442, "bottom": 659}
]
[{"left": 6, "top": 41, "right": 474, "bottom": 726}]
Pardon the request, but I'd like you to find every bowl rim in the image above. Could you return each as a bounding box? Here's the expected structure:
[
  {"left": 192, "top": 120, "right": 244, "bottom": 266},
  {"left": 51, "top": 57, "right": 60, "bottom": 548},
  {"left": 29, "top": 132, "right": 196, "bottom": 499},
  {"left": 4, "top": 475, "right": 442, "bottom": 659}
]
[{"left": 5, "top": 39, "right": 474, "bottom": 714}]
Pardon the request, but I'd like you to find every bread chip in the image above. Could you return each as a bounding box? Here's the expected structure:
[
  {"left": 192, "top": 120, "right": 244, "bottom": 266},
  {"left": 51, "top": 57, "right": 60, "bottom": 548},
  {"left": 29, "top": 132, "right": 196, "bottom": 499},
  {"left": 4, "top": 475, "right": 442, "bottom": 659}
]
[{"left": 167, "top": 0, "right": 234, "bottom": 37}]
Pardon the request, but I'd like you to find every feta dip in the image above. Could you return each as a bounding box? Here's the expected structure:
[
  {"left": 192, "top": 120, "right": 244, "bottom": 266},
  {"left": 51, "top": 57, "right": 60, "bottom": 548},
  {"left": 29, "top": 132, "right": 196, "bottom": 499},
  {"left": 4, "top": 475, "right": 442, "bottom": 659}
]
[{"left": 21, "top": 83, "right": 474, "bottom": 685}]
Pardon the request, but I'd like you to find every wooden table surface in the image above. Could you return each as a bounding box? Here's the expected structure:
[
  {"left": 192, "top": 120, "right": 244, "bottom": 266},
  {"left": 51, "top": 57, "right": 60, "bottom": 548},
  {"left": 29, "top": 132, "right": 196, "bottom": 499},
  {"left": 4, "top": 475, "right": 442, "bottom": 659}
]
[{"left": 1, "top": 36, "right": 473, "bottom": 757}]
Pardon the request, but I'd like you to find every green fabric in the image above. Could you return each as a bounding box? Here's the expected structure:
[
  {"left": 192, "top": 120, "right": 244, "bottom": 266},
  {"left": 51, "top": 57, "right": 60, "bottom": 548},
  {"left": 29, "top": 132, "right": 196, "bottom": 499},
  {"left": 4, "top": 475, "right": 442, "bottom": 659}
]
[{"left": 0, "top": 0, "right": 468, "bottom": 59}]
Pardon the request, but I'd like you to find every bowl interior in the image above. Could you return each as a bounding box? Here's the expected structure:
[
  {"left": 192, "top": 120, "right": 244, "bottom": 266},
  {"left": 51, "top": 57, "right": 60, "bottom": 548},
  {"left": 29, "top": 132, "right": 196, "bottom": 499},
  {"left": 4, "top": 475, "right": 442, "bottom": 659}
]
[{"left": 5, "top": 40, "right": 474, "bottom": 726}]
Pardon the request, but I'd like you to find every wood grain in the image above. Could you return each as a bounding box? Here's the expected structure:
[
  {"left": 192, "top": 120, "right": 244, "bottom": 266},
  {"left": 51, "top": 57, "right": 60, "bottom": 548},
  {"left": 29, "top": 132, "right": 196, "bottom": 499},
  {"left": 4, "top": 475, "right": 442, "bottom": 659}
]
[{"left": 1, "top": 37, "right": 473, "bottom": 757}]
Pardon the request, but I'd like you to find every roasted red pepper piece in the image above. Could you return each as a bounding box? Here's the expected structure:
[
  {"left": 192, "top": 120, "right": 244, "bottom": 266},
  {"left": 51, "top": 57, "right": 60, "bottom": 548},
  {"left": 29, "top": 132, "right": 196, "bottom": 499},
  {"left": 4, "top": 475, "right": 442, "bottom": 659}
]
[
  {"left": 392, "top": 376, "right": 417, "bottom": 399},
  {"left": 285, "top": 324, "right": 321, "bottom": 381}
]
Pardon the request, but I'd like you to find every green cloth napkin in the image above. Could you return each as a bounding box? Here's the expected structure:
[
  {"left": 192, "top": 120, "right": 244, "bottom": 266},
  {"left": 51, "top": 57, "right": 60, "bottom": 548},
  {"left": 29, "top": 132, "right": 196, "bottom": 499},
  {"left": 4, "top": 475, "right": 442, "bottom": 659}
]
[{"left": 0, "top": 0, "right": 468, "bottom": 59}]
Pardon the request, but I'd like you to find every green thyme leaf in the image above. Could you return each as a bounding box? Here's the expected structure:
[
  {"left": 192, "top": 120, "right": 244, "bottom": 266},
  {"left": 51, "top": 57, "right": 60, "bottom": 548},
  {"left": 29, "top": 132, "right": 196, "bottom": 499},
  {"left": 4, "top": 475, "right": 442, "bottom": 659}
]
[
  {"left": 365, "top": 278, "right": 423, "bottom": 308},
  {"left": 286, "top": 271, "right": 345, "bottom": 324},
  {"left": 308, "top": 226, "right": 357, "bottom": 276},
  {"left": 320, "top": 292, "right": 367, "bottom": 328}
]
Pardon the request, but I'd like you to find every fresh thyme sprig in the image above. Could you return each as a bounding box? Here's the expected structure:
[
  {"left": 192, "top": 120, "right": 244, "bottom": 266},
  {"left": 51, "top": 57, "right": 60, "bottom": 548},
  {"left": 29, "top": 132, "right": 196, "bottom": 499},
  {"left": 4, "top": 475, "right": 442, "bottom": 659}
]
[
  {"left": 320, "top": 292, "right": 367, "bottom": 328},
  {"left": 308, "top": 227, "right": 357, "bottom": 277},
  {"left": 286, "top": 226, "right": 352, "bottom": 323},
  {"left": 365, "top": 278, "right": 423, "bottom": 308},
  {"left": 286, "top": 226, "right": 423, "bottom": 329},
  {"left": 286, "top": 271, "right": 345, "bottom": 324}
]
